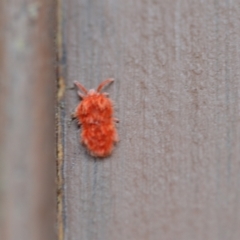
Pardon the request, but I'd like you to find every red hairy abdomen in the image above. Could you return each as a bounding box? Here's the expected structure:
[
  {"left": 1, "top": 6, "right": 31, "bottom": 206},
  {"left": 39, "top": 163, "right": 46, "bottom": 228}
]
[{"left": 75, "top": 93, "right": 117, "bottom": 157}]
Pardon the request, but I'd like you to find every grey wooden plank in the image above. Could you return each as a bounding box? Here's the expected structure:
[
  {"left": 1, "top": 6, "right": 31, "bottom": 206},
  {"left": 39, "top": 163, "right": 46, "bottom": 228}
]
[{"left": 58, "top": 0, "right": 240, "bottom": 239}]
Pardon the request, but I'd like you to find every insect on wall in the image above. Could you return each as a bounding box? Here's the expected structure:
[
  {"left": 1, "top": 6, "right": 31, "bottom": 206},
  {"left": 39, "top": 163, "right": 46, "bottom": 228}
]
[{"left": 72, "top": 79, "right": 118, "bottom": 158}]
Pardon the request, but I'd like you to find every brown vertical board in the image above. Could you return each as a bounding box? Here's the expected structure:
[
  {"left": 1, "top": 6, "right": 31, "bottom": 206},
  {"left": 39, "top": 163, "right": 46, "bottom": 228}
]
[
  {"left": 0, "top": 0, "right": 56, "bottom": 240},
  {"left": 58, "top": 0, "right": 240, "bottom": 239}
]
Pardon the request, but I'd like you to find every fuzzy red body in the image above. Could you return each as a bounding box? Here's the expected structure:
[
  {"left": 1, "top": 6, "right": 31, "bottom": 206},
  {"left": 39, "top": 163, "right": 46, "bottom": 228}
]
[{"left": 74, "top": 80, "right": 118, "bottom": 157}]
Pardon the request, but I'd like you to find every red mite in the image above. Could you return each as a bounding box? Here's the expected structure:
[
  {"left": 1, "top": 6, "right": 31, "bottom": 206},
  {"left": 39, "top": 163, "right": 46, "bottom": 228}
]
[{"left": 73, "top": 79, "right": 118, "bottom": 157}]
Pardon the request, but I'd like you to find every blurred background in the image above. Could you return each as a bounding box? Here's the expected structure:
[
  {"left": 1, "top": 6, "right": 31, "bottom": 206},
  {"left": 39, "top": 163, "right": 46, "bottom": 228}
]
[{"left": 0, "top": 0, "right": 56, "bottom": 240}]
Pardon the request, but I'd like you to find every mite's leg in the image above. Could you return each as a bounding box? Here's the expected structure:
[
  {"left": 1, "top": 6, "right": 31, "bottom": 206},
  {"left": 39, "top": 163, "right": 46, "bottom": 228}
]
[
  {"left": 114, "top": 118, "right": 119, "bottom": 123},
  {"left": 68, "top": 110, "right": 78, "bottom": 128},
  {"left": 114, "top": 132, "right": 119, "bottom": 143},
  {"left": 74, "top": 81, "right": 88, "bottom": 97},
  {"left": 71, "top": 104, "right": 80, "bottom": 120},
  {"left": 71, "top": 112, "right": 77, "bottom": 120},
  {"left": 97, "top": 78, "right": 114, "bottom": 92},
  {"left": 69, "top": 114, "right": 81, "bottom": 128},
  {"left": 103, "top": 92, "right": 109, "bottom": 97},
  {"left": 78, "top": 92, "right": 85, "bottom": 99}
]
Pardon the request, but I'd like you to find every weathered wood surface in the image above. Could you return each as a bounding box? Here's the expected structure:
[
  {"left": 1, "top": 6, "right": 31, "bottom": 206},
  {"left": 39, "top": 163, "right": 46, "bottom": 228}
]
[
  {"left": 0, "top": 0, "right": 56, "bottom": 240},
  {"left": 58, "top": 0, "right": 240, "bottom": 239}
]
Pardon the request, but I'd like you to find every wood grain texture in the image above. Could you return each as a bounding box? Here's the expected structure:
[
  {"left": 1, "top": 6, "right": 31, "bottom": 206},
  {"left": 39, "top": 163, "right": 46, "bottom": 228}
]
[
  {"left": 58, "top": 0, "right": 240, "bottom": 239},
  {"left": 0, "top": 0, "right": 56, "bottom": 239}
]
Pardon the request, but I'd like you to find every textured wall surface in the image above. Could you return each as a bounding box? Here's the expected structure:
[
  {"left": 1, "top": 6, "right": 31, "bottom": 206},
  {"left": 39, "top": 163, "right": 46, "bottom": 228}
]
[
  {"left": 58, "top": 0, "right": 240, "bottom": 239},
  {"left": 0, "top": 1, "right": 56, "bottom": 240}
]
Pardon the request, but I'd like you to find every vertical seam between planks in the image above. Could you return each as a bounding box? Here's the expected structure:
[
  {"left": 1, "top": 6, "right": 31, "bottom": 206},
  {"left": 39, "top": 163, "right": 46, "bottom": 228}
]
[{"left": 57, "top": 0, "right": 65, "bottom": 238}]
